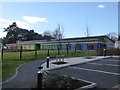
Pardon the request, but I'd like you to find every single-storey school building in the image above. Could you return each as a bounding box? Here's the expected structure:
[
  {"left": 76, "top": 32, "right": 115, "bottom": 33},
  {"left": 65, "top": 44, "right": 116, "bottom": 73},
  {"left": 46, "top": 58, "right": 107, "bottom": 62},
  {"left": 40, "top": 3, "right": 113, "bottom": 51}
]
[{"left": 6, "top": 35, "right": 115, "bottom": 51}]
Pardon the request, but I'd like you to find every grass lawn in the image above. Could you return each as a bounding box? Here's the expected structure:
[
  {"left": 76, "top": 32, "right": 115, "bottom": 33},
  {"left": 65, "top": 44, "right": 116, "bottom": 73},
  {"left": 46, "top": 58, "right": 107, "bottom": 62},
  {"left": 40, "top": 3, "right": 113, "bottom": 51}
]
[
  {"left": 0, "top": 60, "right": 2, "bottom": 83},
  {"left": 2, "top": 50, "right": 96, "bottom": 81},
  {"left": 2, "top": 60, "right": 30, "bottom": 81}
]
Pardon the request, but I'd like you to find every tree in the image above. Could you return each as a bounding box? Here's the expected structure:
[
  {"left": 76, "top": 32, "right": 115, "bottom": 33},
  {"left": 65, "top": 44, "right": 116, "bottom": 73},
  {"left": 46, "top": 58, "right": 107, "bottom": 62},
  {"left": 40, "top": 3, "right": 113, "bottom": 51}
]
[
  {"left": 84, "top": 24, "right": 90, "bottom": 38},
  {"left": 3, "top": 22, "right": 17, "bottom": 32},
  {"left": 43, "top": 31, "right": 51, "bottom": 37},
  {"left": 52, "top": 24, "right": 64, "bottom": 40},
  {"left": 52, "top": 24, "right": 64, "bottom": 55},
  {"left": 3, "top": 22, "right": 45, "bottom": 44},
  {"left": 106, "top": 32, "right": 118, "bottom": 41},
  {"left": 3, "top": 22, "right": 19, "bottom": 43},
  {"left": 84, "top": 22, "right": 91, "bottom": 58}
]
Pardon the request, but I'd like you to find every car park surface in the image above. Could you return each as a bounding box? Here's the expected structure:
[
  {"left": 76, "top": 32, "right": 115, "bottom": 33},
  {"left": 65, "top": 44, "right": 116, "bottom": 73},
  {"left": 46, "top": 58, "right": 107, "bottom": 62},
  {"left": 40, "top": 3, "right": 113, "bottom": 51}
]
[{"left": 51, "top": 57, "right": 120, "bottom": 88}]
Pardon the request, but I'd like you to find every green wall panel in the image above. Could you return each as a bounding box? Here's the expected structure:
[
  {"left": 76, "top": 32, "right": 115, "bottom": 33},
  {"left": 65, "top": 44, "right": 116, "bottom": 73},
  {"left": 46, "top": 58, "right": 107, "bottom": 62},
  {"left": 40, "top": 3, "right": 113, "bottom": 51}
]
[
  {"left": 53, "top": 44, "right": 58, "bottom": 50},
  {"left": 62, "top": 44, "right": 66, "bottom": 50}
]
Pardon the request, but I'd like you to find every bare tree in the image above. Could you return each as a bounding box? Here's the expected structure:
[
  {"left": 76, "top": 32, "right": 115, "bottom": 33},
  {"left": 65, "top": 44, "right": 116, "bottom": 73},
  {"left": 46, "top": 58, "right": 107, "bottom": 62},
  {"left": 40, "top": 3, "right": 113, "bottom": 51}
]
[
  {"left": 106, "top": 32, "right": 118, "bottom": 41},
  {"left": 52, "top": 24, "right": 64, "bottom": 40},
  {"left": 52, "top": 24, "right": 64, "bottom": 55},
  {"left": 84, "top": 22, "right": 91, "bottom": 58},
  {"left": 84, "top": 25, "right": 90, "bottom": 38},
  {"left": 43, "top": 30, "right": 51, "bottom": 37}
]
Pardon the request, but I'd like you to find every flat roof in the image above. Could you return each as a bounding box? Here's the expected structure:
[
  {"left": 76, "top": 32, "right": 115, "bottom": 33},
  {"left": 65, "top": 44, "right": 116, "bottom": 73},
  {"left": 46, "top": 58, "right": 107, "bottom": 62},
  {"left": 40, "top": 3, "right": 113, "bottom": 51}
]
[{"left": 16, "top": 35, "right": 114, "bottom": 45}]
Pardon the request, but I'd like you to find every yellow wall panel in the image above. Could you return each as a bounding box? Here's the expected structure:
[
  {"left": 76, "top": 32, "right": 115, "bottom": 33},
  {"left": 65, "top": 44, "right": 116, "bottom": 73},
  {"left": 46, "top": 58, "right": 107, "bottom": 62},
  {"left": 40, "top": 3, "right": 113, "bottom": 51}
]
[
  {"left": 22, "top": 45, "right": 26, "bottom": 50},
  {"left": 17, "top": 45, "right": 20, "bottom": 50}
]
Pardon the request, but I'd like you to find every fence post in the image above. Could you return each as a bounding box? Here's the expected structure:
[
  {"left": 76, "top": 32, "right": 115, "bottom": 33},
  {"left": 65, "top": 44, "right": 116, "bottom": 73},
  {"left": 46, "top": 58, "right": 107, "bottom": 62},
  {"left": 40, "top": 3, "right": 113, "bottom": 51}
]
[
  {"left": 75, "top": 44, "right": 77, "bottom": 53},
  {"left": 1, "top": 48, "right": 3, "bottom": 60},
  {"left": 58, "top": 44, "right": 60, "bottom": 55},
  {"left": 37, "top": 66, "right": 43, "bottom": 89},
  {"left": 20, "top": 46, "right": 22, "bottom": 60},
  {"left": 47, "top": 49, "right": 49, "bottom": 56},
  {"left": 35, "top": 45, "right": 37, "bottom": 60},
  {"left": 67, "top": 43, "right": 69, "bottom": 55}
]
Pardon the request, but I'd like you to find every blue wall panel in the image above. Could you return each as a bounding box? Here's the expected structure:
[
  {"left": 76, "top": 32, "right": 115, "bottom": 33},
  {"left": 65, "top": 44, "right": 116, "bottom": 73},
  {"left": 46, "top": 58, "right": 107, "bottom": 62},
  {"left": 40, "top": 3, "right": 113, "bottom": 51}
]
[
  {"left": 94, "top": 43, "right": 104, "bottom": 49},
  {"left": 82, "top": 44, "right": 88, "bottom": 50},
  {"left": 93, "top": 43, "right": 98, "bottom": 50},
  {"left": 71, "top": 44, "right": 76, "bottom": 50},
  {"left": 67, "top": 44, "right": 71, "bottom": 50}
]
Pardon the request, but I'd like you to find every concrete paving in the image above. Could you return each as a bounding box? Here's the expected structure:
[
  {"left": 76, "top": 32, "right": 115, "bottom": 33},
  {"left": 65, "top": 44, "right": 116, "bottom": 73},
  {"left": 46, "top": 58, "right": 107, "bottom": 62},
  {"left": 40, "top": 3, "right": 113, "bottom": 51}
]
[
  {"left": 112, "top": 84, "right": 120, "bottom": 88},
  {"left": 41, "top": 56, "right": 115, "bottom": 71}
]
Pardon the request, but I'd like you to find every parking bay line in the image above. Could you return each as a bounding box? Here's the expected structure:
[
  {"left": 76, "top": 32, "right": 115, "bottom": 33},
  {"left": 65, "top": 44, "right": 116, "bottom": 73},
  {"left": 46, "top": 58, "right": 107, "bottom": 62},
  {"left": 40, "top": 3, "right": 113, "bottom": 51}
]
[
  {"left": 88, "top": 63, "right": 119, "bottom": 67},
  {"left": 69, "top": 67, "right": 120, "bottom": 76},
  {"left": 103, "top": 60, "right": 119, "bottom": 62}
]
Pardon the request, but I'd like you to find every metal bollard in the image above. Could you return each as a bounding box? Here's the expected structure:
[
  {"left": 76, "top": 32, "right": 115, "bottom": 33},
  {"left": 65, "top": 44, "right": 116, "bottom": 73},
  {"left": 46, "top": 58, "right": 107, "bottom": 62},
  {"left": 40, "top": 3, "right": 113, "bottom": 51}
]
[
  {"left": 37, "top": 66, "right": 43, "bottom": 89},
  {"left": 47, "top": 56, "right": 49, "bottom": 68},
  {"left": 104, "top": 49, "right": 106, "bottom": 57}
]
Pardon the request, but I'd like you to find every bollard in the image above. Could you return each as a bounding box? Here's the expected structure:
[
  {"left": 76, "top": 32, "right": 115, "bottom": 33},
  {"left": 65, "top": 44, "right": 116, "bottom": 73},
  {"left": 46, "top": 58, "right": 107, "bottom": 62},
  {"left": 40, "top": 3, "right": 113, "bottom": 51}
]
[
  {"left": 104, "top": 49, "right": 106, "bottom": 57},
  {"left": 37, "top": 66, "right": 43, "bottom": 89},
  {"left": 47, "top": 56, "right": 49, "bottom": 68}
]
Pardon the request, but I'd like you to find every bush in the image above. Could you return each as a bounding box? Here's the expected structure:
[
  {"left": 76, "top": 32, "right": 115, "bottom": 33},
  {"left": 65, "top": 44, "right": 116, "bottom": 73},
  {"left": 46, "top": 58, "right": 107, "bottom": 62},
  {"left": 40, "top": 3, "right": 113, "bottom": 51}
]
[
  {"left": 42, "top": 72, "right": 89, "bottom": 89},
  {"left": 96, "top": 48, "right": 120, "bottom": 56},
  {"left": 106, "top": 48, "right": 120, "bottom": 55},
  {"left": 84, "top": 56, "right": 94, "bottom": 59}
]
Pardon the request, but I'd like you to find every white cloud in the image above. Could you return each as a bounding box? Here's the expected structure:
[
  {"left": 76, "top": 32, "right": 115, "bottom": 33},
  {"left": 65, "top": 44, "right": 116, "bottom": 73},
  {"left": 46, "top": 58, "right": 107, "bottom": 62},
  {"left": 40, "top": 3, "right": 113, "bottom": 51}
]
[
  {"left": 97, "top": 5, "right": 106, "bottom": 8},
  {"left": 15, "top": 20, "right": 30, "bottom": 29},
  {"left": 0, "top": 31, "right": 7, "bottom": 38},
  {"left": 37, "top": 31, "right": 43, "bottom": 34},
  {"left": 22, "top": 16, "right": 48, "bottom": 23},
  {"left": 0, "top": 19, "right": 30, "bottom": 29},
  {"left": 0, "top": 19, "right": 12, "bottom": 28},
  {"left": 0, "top": 16, "right": 48, "bottom": 38}
]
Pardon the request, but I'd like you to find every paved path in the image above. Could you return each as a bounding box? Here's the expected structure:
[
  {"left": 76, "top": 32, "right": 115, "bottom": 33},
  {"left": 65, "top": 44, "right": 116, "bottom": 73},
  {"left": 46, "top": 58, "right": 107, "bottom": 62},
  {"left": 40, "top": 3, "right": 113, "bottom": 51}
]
[{"left": 2, "top": 60, "right": 45, "bottom": 88}]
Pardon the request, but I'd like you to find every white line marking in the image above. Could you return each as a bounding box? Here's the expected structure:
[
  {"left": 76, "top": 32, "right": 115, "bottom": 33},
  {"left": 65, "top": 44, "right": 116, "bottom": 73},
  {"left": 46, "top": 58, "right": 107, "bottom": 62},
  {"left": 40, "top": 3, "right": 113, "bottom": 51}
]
[
  {"left": 105, "top": 64, "right": 119, "bottom": 67},
  {"left": 104, "top": 60, "right": 119, "bottom": 62},
  {"left": 69, "top": 67, "right": 120, "bottom": 76},
  {"left": 88, "top": 63, "right": 119, "bottom": 67}
]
